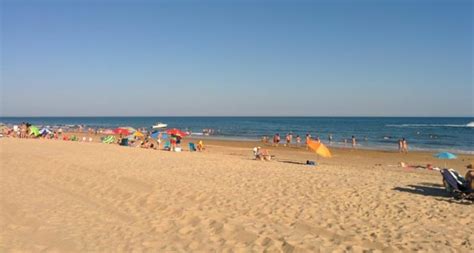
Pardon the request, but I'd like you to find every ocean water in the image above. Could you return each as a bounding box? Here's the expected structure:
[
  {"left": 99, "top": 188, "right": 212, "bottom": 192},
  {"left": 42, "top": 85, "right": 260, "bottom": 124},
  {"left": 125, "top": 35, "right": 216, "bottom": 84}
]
[{"left": 1, "top": 117, "right": 473, "bottom": 153}]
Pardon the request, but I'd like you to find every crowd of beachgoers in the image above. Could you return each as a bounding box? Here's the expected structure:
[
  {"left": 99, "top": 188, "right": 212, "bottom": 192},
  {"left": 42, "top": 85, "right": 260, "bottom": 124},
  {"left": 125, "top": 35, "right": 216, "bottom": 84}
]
[
  {"left": 0, "top": 122, "right": 205, "bottom": 152},
  {"left": 261, "top": 132, "right": 410, "bottom": 153}
]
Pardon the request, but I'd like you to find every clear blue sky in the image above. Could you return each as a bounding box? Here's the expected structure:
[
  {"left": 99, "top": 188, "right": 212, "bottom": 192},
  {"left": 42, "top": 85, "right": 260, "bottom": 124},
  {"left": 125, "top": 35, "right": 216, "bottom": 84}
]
[{"left": 1, "top": 0, "right": 472, "bottom": 116}]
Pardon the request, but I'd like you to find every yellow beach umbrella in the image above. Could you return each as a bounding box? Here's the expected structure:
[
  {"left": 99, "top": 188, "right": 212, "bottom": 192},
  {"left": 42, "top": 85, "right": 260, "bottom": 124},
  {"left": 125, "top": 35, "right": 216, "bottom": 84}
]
[
  {"left": 307, "top": 139, "right": 332, "bottom": 158},
  {"left": 134, "top": 131, "right": 144, "bottom": 138}
]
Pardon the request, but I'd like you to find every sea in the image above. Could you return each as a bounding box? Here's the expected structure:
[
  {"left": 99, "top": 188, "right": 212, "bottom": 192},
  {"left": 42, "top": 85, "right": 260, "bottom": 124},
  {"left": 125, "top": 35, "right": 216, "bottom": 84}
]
[{"left": 1, "top": 117, "right": 473, "bottom": 154}]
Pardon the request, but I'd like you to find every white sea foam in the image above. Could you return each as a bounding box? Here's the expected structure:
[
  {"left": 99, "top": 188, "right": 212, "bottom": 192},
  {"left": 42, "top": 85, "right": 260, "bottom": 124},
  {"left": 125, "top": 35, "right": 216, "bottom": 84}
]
[{"left": 386, "top": 122, "right": 474, "bottom": 128}]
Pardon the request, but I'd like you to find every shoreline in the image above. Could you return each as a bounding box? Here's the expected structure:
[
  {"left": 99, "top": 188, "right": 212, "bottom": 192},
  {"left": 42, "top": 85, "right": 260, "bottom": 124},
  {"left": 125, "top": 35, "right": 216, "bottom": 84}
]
[{"left": 4, "top": 133, "right": 473, "bottom": 174}]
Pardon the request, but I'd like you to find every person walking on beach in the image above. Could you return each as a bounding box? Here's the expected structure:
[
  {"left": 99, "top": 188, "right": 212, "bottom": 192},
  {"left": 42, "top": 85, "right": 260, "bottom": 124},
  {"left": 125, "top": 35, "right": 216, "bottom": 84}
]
[
  {"left": 398, "top": 139, "right": 403, "bottom": 152},
  {"left": 402, "top": 138, "right": 408, "bottom": 153},
  {"left": 352, "top": 136, "right": 357, "bottom": 149},
  {"left": 328, "top": 134, "right": 333, "bottom": 143}
]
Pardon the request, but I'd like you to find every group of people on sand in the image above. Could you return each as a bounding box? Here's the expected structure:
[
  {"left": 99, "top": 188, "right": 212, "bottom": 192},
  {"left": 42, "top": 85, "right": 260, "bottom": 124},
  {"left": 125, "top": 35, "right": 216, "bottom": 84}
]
[
  {"left": 262, "top": 132, "right": 358, "bottom": 149},
  {"left": 261, "top": 132, "right": 410, "bottom": 152},
  {"left": 2, "top": 123, "right": 206, "bottom": 153},
  {"left": 398, "top": 138, "right": 409, "bottom": 153}
]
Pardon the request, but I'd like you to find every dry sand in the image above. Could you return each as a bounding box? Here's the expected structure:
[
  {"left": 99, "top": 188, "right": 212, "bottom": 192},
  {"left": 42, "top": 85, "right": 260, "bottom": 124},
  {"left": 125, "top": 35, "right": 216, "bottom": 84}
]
[{"left": 1, "top": 138, "right": 473, "bottom": 252}]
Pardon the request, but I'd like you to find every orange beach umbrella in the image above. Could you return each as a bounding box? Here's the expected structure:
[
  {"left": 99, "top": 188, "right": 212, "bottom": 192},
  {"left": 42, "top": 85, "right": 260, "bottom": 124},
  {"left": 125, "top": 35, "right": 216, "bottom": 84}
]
[{"left": 307, "top": 139, "right": 332, "bottom": 158}]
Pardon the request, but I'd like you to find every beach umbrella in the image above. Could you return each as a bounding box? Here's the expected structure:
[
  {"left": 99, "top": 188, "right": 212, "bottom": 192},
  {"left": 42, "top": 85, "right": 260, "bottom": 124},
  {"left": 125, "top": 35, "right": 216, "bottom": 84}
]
[
  {"left": 102, "top": 129, "right": 114, "bottom": 134},
  {"left": 434, "top": 152, "right": 457, "bottom": 168},
  {"left": 150, "top": 131, "right": 159, "bottom": 139},
  {"left": 166, "top": 128, "right": 188, "bottom": 137},
  {"left": 119, "top": 126, "right": 137, "bottom": 133},
  {"left": 134, "top": 131, "right": 144, "bottom": 138},
  {"left": 113, "top": 128, "right": 130, "bottom": 136},
  {"left": 307, "top": 139, "right": 332, "bottom": 158},
  {"left": 29, "top": 126, "right": 40, "bottom": 137},
  {"left": 434, "top": 152, "right": 457, "bottom": 160}
]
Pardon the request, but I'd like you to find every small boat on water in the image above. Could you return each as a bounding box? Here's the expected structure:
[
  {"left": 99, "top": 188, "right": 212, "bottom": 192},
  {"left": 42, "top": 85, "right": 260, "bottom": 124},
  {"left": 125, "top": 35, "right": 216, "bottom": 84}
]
[{"left": 152, "top": 123, "right": 168, "bottom": 129}]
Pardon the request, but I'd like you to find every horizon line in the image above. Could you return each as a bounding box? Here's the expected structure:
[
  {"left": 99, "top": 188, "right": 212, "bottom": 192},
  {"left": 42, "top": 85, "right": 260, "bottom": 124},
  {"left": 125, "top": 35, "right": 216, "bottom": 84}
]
[{"left": 1, "top": 115, "right": 473, "bottom": 118}]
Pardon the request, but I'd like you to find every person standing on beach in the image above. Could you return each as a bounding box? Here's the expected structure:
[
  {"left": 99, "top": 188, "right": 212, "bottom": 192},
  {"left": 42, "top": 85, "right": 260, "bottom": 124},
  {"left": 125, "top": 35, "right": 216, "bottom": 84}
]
[
  {"left": 273, "top": 133, "right": 280, "bottom": 147},
  {"left": 398, "top": 139, "right": 403, "bottom": 152},
  {"left": 305, "top": 133, "right": 311, "bottom": 149},
  {"left": 296, "top": 135, "right": 301, "bottom": 147},
  {"left": 285, "top": 133, "right": 292, "bottom": 147},
  {"left": 328, "top": 134, "right": 333, "bottom": 143},
  {"left": 352, "top": 136, "right": 356, "bottom": 148}
]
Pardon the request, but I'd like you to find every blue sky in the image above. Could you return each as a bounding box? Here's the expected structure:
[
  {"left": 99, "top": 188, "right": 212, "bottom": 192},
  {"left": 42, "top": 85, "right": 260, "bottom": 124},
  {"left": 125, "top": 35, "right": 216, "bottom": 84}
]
[{"left": 1, "top": 0, "right": 472, "bottom": 116}]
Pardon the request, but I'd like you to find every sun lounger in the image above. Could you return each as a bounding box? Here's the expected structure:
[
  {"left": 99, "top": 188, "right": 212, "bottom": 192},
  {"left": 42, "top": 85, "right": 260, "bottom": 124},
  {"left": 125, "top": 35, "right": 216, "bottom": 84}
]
[{"left": 440, "top": 168, "right": 474, "bottom": 201}]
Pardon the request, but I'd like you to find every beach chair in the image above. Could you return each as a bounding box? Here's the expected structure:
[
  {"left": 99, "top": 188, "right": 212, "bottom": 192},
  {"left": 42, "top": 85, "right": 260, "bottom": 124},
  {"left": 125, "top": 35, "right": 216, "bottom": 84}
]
[
  {"left": 119, "top": 138, "right": 129, "bottom": 146},
  {"left": 440, "top": 168, "right": 474, "bottom": 201},
  {"left": 189, "top": 142, "right": 197, "bottom": 152},
  {"left": 163, "top": 140, "right": 171, "bottom": 151}
]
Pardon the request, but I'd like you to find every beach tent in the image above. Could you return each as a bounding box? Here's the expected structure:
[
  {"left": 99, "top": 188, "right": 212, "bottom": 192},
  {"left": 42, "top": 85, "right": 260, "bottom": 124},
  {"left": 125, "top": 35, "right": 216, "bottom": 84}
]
[
  {"left": 307, "top": 139, "right": 332, "bottom": 158},
  {"left": 102, "top": 135, "right": 116, "bottom": 144},
  {"left": 29, "top": 126, "right": 40, "bottom": 137}
]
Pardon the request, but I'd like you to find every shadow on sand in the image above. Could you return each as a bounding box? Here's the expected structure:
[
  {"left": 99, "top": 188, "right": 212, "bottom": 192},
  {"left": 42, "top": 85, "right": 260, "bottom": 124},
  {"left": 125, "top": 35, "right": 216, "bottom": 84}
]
[
  {"left": 393, "top": 184, "right": 473, "bottom": 205},
  {"left": 278, "top": 160, "right": 308, "bottom": 165},
  {"left": 393, "top": 184, "right": 450, "bottom": 198}
]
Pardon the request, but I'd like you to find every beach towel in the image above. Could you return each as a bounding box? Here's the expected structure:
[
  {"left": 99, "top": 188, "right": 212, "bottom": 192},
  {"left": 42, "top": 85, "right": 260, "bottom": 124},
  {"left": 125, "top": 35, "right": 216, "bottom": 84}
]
[
  {"left": 163, "top": 140, "right": 171, "bottom": 150},
  {"left": 102, "top": 135, "right": 116, "bottom": 144}
]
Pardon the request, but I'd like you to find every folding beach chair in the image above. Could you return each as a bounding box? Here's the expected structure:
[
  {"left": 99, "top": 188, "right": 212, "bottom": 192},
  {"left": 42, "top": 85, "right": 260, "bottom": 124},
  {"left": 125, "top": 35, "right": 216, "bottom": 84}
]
[
  {"left": 189, "top": 142, "right": 197, "bottom": 152},
  {"left": 440, "top": 168, "right": 474, "bottom": 201}
]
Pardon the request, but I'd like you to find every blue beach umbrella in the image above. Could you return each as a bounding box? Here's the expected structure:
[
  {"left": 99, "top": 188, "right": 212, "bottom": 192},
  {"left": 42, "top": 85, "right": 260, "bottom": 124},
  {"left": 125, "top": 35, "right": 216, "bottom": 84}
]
[
  {"left": 434, "top": 152, "right": 457, "bottom": 168},
  {"left": 434, "top": 152, "right": 457, "bottom": 160}
]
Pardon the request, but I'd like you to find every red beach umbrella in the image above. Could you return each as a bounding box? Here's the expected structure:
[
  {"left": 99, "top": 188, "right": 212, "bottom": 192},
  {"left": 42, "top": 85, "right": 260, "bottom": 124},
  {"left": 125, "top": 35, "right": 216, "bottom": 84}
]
[
  {"left": 166, "top": 128, "right": 188, "bottom": 137},
  {"left": 113, "top": 128, "right": 130, "bottom": 135}
]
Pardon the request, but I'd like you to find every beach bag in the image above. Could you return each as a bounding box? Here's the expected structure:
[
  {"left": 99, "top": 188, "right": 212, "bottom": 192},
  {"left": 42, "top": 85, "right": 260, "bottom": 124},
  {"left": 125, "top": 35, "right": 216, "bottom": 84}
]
[{"left": 306, "top": 160, "right": 317, "bottom": 166}]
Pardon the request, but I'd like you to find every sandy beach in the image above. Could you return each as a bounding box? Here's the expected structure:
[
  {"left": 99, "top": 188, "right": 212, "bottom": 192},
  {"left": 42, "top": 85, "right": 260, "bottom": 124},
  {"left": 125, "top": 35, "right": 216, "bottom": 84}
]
[{"left": 1, "top": 138, "right": 473, "bottom": 252}]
